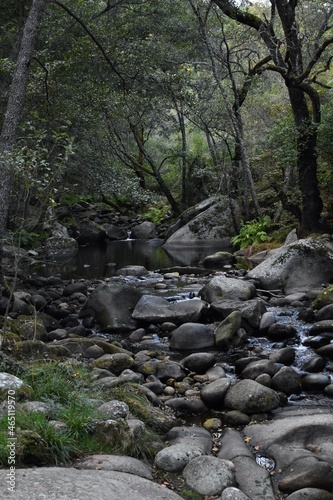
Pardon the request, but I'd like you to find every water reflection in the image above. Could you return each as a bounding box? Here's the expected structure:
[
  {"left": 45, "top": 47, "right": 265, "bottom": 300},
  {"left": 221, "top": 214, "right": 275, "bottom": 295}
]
[{"left": 29, "top": 240, "right": 232, "bottom": 280}]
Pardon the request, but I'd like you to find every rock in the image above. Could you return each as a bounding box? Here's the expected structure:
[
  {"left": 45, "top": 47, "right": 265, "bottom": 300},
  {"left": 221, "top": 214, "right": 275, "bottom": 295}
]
[
  {"left": 11, "top": 315, "right": 47, "bottom": 341},
  {"left": 76, "top": 454, "right": 152, "bottom": 480},
  {"left": 200, "top": 251, "right": 236, "bottom": 269},
  {"left": 131, "top": 295, "right": 207, "bottom": 325},
  {"left": 259, "top": 311, "right": 276, "bottom": 332},
  {"left": 91, "top": 353, "right": 135, "bottom": 374},
  {"left": 63, "top": 281, "right": 88, "bottom": 296},
  {"left": 180, "top": 352, "right": 216, "bottom": 374},
  {"left": 182, "top": 455, "right": 235, "bottom": 496},
  {"left": 131, "top": 221, "right": 157, "bottom": 239},
  {"left": 266, "top": 323, "right": 298, "bottom": 341},
  {"left": 163, "top": 196, "right": 241, "bottom": 246},
  {"left": 0, "top": 467, "right": 185, "bottom": 500},
  {"left": 301, "top": 373, "right": 331, "bottom": 391},
  {"left": 45, "top": 236, "right": 79, "bottom": 258},
  {"left": 79, "top": 284, "right": 143, "bottom": 332},
  {"left": 103, "top": 224, "right": 128, "bottom": 241},
  {"left": 115, "top": 265, "right": 149, "bottom": 277},
  {"left": 224, "top": 410, "right": 251, "bottom": 427},
  {"left": 164, "top": 397, "right": 209, "bottom": 414},
  {"left": 211, "top": 298, "right": 266, "bottom": 329},
  {"left": 74, "top": 220, "right": 106, "bottom": 244},
  {"left": 224, "top": 379, "right": 280, "bottom": 414},
  {"left": 285, "top": 489, "right": 333, "bottom": 500},
  {"left": 271, "top": 366, "right": 302, "bottom": 395},
  {"left": 301, "top": 356, "right": 326, "bottom": 372},
  {"left": 200, "top": 275, "right": 256, "bottom": 302},
  {"left": 241, "top": 359, "right": 276, "bottom": 380},
  {"left": 154, "top": 444, "right": 206, "bottom": 472},
  {"left": 0, "top": 373, "right": 32, "bottom": 401},
  {"left": 278, "top": 456, "right": 333, "bottom": 494},
  {"left": 200, "top": 378, "right": 231, "bottom": 409},
  {"left": 245, "top": 238, "right": 333, "bottom": 293},
  {"left": 97, "top": 400, "right": 130, "bottom": 419},
  {"left": 221, "top": 487, "right": 251, "bottom": 500},
  {"left": 269, "top": 347, "right": 296, "bottom": 365},
  {"left": 169, "top": 323, "right": 215, "bottom": 350},
  {"left": 214, "top": 311, "right": 242, "bottom": 348}
]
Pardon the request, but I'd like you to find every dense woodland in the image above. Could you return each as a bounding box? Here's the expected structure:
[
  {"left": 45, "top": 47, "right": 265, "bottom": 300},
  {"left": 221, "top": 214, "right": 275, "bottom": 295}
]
[{"left": 1, "top": 0, "right": 333, "bottom": 270}]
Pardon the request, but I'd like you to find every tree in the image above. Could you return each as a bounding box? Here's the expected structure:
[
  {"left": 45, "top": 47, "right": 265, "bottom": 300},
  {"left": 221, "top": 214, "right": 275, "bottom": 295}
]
[
  {"left": 212, "top": 0, "right": 333, "bottom": 234},
  {"left": 0, "top": 0, "right": 50, "bottom": 280}
]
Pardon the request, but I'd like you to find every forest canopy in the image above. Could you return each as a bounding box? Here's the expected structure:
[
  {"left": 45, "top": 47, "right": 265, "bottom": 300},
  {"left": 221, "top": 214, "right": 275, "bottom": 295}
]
[{"left": 1, "top": 0, "right": 333, "bottom": 265}]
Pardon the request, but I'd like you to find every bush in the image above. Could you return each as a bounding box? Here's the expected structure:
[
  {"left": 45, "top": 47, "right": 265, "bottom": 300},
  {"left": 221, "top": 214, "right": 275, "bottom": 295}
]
[{"left": 231, "top": 216, "right": 271, "bottom": 249}]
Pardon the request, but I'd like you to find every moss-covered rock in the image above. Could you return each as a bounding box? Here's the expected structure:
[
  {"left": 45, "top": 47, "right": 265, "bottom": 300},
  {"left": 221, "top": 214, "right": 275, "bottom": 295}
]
[
  {"left": 312, "top": 285, "right": 333, "bottom": 309},
  {"left": 11, "top": 315, "right": 47, "bottom": 341}
]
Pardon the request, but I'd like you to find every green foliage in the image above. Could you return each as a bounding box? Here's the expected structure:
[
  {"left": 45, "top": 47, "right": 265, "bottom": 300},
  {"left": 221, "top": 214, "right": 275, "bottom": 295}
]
[
  {"left": 231, "top": 215, "right": 271, "bottom": 249},
  {"left": 141, "top": 202, "right": 170, "bottom": 224}
]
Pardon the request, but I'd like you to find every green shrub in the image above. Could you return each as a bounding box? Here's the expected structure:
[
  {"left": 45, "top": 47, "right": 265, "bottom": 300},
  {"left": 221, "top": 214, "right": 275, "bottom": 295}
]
[{"left": 231, "top": 216, "right": 271, "bottom": 249}]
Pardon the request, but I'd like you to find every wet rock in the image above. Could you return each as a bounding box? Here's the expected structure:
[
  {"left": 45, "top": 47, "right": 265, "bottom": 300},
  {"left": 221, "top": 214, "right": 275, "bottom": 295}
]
[
  {"left": 200, "top": 378, "right": 231, "bottom": 409},
  {"left": 266, "top": 323, "right": 298, "bottom": 341},
  {"left": 224, "top": 379, "right": 280, "bottom": 414},
  {"left": 315, "top": 303, "right": 333, "bottom": 321},
  {"left": 316, "top": 344, "right": 333, "bottom": 359},
  {"left": 131, "top": 222, "right": 156, "bottom": 239},
  {"left": 79, "top": 284, "right": 142, "bottom": 332},
  {"left": 269, "top": 347, "right": 296, "bottom": 365},
  {"left": 103, "top": 224, "right": 128, "bottom": 241},
  {"left": 241, "top": 359, "right": 276, "bottom": 380},
  {"left": 301, "top": 373, "right": 331, "bottom": 391},
  {"left": 180, "top": 352, "right": 216, "bottom": 373},
  {"left": 45, "top": 236, "right": 79, "bottom": 258},
  {"left": 211, "top": 298, "right": 266, "bottom": 329},
  {"left": 200, "top": 251, "right": 236, "bottom": 269},
  {"left": 271, "top": 366, "right": 302, "bottom": 395},
  {"left": 215, "top": 311, "right": 242, "bottom": 348},
  {"left": 301, "top": 356, "right": 326, "bottom": 372},
  {"left": 115, "top": 265, "right": 149, "bottom": 277},
  {"left": 132, "top": 295, "right": 207, "bottom": 325},
  {"left": 63, "top": 281, "right": 88, "bottom": 296},
  {"left": 259, "top": 311, "right": 277, "bottom": 332},
  {"left": 169, "top": 323, "right": 215, "bottom": 350}
]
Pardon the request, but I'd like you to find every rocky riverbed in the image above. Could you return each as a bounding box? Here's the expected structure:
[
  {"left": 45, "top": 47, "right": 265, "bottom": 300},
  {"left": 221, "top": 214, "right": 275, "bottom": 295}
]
[{"left": 0, "top": 236, "right": 333, "bottom": 499}]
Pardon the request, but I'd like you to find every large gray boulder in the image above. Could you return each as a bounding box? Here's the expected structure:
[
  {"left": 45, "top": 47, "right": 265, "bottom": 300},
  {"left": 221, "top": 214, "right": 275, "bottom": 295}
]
[
  {"left": 200, "top": 275, "right": 256, "bottom": 302},
  {"left": 163, "top": 196, "right": 240, "bottom": 246},
  {"left": 79, "top": 284, "right": 143, "bottom": 332},
  {"left": 246, "top": 237, "right": 333, "bottom": 293},
  {"left": 132, "top": 295, "right": 207, "bottom": 325},
  {"left": 169, "top": 323, "right": 215, "bottom": 350}
]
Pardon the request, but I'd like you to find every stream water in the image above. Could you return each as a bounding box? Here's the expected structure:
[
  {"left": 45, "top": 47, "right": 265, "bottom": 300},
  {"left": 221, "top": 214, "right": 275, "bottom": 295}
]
[{"left": 31, "top": 239, "right": 231, "bottom": 280}]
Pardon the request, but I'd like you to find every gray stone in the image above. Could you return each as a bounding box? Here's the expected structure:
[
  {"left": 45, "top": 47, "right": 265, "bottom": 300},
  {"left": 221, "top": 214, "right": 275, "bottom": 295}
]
[
  {"left": 180, "top": 352, "right": 216, "bottom": 374},
  {"left": 97, "top": 400, "right": 129, "bottom": 419},
  {"left": 271, "top": 366, "right": 302, "bottom": 395},
  {"left": 215, "top": 311, "right": 242, "bottom": 348},
  {"left": 241, "top": 359, "right": 277, "bottom": 380},
  {"left": 154, "top": 444, "right": 206, "bottom": 472},
  {"left": 169, "top": 323, "right": 215, "bottom": 350},
  {"left": 285, "top": 489, "right": 333, "bottom": 500},
  {"left": 76, "top": 454, "right": 152, "bottom": 480},
  {"left": 131, "top": 221, "right": 157, "bottom": 239},
  {"left": 200, "top": 275, "right": 256, "bottom": 303},
  {"left": 246, "top": 238, "right": 333, "bottom": 293},
  {"left": 224, "top": 379, "right": 280, "bottom": 414},
  {"left": 45, "top": 236, "right": 79, "bottom": 258},
  {"left": 200, "top": 378, "right": 231, "bottom": 409},
  {"left": 221, "top": 487, "right": 251, "bottom": 500},
  {"left": 0, "top": 467, "right": 184, "bottom": 499},
  {"left": 211, "top": 298, "right": 266, "bottom": 328},
  {"left": 182, "top": 456, "right": 235, "bottom": 496},
  {"left": 132, "top": 295, "right": 206, "bottom": 325}
]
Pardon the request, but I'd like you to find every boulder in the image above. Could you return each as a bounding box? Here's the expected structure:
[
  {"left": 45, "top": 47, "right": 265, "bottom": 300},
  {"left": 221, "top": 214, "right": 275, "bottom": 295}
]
[
  {"left": 214, "top": 311, "right": 242, "bottom": 348},
  {"left": 131, "top": 222, "right": 156, "bottom": 239},
  {"left": 182, "top": 456, "right": 235, "bottom": 496},
  {"left": 131, "top": 295, "right": 206, "bottom": 325},
  {"left": 45, "top": 236, "right": 78, "bottom": 258},
  {"left": 79, "top": 284, "right": 143, "bottom": 332},
  {"left": 163, "top": 196, "right": 240, "bottom": 246},
  {"left": 200, "top": 251, "right": 236, "bottom": 269},
  {"left": 224, "top": 379, "right": 280, "bottom": 414},
  {"left": 200, "top": 275, "right": 256, "bottom": 302},
  {"left": 210, "top": 298, "right": 266, "bottom": 328},
  {"left": 246, "top": 238, "right": 333, "bottom": 293},
  {"left": 169, "top": 323, "right": 215, "bottom": 351}
]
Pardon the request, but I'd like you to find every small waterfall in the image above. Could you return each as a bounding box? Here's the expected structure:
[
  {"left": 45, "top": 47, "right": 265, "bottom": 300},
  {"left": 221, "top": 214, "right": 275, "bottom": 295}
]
[{"left": 126, "top": 230, "right": 132, "bottom": 240}]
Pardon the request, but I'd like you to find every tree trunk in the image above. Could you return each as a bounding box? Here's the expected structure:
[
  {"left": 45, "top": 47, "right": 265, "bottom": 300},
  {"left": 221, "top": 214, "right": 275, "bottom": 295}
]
[
  {"left": 288, "top": 87, "right": 323, "bottom": 233},
  {"left": 0, "top": 0, "right": 50, "bottom": 280}
]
